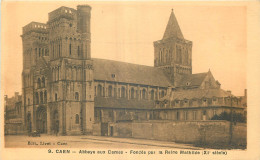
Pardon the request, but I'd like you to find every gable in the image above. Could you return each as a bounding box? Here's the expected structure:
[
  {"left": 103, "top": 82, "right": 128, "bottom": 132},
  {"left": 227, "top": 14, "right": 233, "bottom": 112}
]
[{"left": 200, "top": 71, "right": 220, "bottom": 89}]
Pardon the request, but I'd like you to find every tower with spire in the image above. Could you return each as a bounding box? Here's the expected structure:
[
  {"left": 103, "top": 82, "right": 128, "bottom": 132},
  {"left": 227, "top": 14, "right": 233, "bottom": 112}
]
[{"left": 154, "top": 9, "right": 192, "bottom": 86}]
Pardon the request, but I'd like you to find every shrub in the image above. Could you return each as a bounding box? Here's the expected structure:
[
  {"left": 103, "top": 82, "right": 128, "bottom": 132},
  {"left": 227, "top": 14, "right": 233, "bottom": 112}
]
[{"left": 211, "top": 111, "right": 246, "bottom": 123}]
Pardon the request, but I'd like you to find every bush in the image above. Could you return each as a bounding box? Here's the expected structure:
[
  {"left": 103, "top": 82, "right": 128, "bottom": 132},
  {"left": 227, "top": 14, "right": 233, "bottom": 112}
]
[{"left": 211, "top": 111, "right": 246, "bottom": 123}]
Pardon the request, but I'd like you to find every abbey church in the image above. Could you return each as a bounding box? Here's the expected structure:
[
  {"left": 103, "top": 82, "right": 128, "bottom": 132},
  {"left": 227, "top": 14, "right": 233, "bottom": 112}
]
[{"left": 4, "top": 5, "right": 247, "bottom": 136}]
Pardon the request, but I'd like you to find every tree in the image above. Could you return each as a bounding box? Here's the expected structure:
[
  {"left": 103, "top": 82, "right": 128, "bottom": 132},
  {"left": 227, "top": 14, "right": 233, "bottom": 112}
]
[{"left": 211, "top": 111, "right": 246, "bottom": 123}]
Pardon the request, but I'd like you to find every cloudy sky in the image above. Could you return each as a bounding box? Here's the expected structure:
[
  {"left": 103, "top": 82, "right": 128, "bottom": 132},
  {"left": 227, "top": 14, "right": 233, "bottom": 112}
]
[{"left": 2, "top": 1, "right": 247, "bottom": 96}]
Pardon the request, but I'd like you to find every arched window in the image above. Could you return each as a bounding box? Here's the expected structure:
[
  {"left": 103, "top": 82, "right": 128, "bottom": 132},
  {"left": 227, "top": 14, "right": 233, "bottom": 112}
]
[
  {"left": 35, "top": 92, "right": 39, "bottom": 104},
  {"left": 75, "top": 114, "right": 79, "bottom": 124},
  {"left": 69, "top": 43, "right": 71, "bottom": 55},
  {"left": 131, "top": 88, "right": 135, "bottom": 99},
  {"left": 77, "top": 46, "right": 80, "bottom": 56},
  {"left": 118, "top": 88, "right": 120, "bottom": 98},
  {"left": 35, "top": 48, "right": 37, "bottom": 58},
  {"left": 40, "top": 92, "right": 43, "bottom": 104},
  {"left": 52, "top": 43, "right": 54, "bottom": 57},
  {"left": 166, "top": 50, "right": 168, "bottom": 63},
  {"left": 97, "top": 85, "right": 102, "bottom": 97},
  {"left": 108, "top": 86, "right": 112, "bottom": 97},
  {"left": 44, "top": 91, "right": 47, "bottom": 103},
  {"left": 45, "top": 49, "right": 48, "bottom": 56},
  {"left": 42, "top": 77, "right": 45, "bottom": 88},
  {"left": 121, "top": 86, "right": 126, "bottom": 98},
  {"left": 142, "top": 89, "right": 146, "bottom": 99},
  {"left": 72, "top": 68, "right": 76, "bottom": 81},
  {"left": 75, "top": 92, "right": 79, "bottom": 101},
  {"left": 37, "top": 78, "right": 41, "bottom": 88},
  {"left": 28, "top": 98, "right": 30, "bottom": 105},
  {"left": 55, "top": 93, "right": 58, "bottom": 101},
  {"left": 184, "top": 111, "right": 188, "bottom": 120},
  {"left": 193, "top": 111, "right": 197, "bottom": 120},
  {"left": 176, "top": 111, "right": 179, "bottom": 120},
  {"left": 58, "top": 44, "right": 61, "bottom": 57},
  {"left": 161, "top": 90, "right": 165, "bottom": 98},
  {"left": 42, "top": 48, "right": 44, "bottom": 57},
  {"left": 150, "top": 90, "right": 154, "bottom": 100},
  {"left": 39, "top": 48, "right": 41, "bottom": 57},
  {"left": 114, "top": 88, "right": 117, "bottom": 98},
  {"left": 69, "top": 43, "right": 72, "bottom": 55},
  {"left": 57, "top": 67, "right": 60, "bottom": 81}
]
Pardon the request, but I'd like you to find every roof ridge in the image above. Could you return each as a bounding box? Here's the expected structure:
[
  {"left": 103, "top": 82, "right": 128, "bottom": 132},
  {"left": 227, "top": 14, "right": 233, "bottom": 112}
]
[{"left": 92, "top": 58, "right": 156, "bottom": 68}]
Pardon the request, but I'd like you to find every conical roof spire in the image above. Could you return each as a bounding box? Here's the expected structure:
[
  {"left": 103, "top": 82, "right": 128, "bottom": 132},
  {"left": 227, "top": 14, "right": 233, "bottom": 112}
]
[{"left": 163, "top": 9, "right": 184, "bottom": 40}]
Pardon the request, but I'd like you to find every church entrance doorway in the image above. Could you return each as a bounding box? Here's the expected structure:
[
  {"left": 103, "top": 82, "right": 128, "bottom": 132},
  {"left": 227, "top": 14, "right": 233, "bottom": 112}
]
[
  {"left": 52, "top": 110, "right": 59, "bottom": 135},
  {"left": 36, "top": 106, "right": 47, "bottom": 133}
]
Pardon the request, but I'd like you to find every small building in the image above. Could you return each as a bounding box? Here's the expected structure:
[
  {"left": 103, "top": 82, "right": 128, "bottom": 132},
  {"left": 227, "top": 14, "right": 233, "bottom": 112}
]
[
  {"left": 155, "top": 71, "right": 247, "bottom": 121},
  {"left": 4, "top": 92, "right": 25, "bottom": 135}
]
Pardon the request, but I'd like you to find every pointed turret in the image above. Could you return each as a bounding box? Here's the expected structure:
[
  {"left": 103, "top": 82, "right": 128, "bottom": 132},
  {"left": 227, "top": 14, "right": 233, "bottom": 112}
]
[{"left": 163, "top": 9, "right": 184, "bottom": 40}]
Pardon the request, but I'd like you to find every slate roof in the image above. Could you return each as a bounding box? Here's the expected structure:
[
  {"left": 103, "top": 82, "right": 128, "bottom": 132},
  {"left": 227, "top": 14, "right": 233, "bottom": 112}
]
[
  {"left": 167, "top": 88, "right": 233, "bottom": 101},
  {"left": 163, "top": 10, "right": 184, "bottom": 40},
  {"left": 176, "top": 72, "right": 208, "bottom": 87},
  {"left": 93, "top": 58, "right": 172, "bottom": 87},
  {"left": 94, "top": 97, "right": 155, "bottom": 109}
]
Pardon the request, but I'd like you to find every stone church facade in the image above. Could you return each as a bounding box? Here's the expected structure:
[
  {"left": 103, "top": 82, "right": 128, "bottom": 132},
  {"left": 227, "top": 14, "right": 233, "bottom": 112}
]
[{"left": 5, "top": 4, "right": 246, "bottom": 136}]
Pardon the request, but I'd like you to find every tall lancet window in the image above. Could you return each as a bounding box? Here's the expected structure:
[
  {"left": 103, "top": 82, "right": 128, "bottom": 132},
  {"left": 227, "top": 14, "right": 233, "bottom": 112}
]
[
  {"left": 77, "top": 46, "right": 80, "bottom": 56},
  {"left": 58, "top": 44, "right": 61, "bottom": 57},
  {"left": 69, "top": 43, "right": 72, "bottom": 55}
]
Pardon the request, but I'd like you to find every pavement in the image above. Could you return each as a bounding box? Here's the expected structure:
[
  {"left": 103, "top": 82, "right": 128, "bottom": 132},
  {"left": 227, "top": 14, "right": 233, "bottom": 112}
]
[
  {"left": 4, "top": 135, "right": 202, "bottom": 149},
  {"left": 81, "top": 136, "right": 201, "bottom": 149}
]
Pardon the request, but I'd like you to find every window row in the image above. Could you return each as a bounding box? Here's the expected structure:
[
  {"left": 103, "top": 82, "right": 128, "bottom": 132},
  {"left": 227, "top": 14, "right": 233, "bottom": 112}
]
[
  {"left": 159, "top": 48, "right": 172, "bottom": 64},
  {"left": 35, "top": 48, "right": 48, "bottom": 58},
  {"left": 35, "top": 91, "right": 47, "bottom": 104},
  {"left": 37, "top": 77, "right": 46, "bottom": 88},
  {"left": 158, "top": 97, "right": 242, "bottom": 108},
  {"left": 95, "top": 85, "right": 165, "bottom": 100},
  {"left": 53, "top": 92, "right": 79, "bottom": 102},
  {"left": 50, "top": 41, "right": 82, "bottom": 59},
  {"left": 34, "top": 24, "right": 47, "bottom": 29},
  {"left": 38, "top": 36, "right": 48, "bottom": 41},
  {"left": 52, "top": 67, "right": 86, "bottom": 81},
  {"left": 176, "top": 45, "right": 190, "bottom": 65},
  {"left": 157, "top": 110, "right": 213, "bottom": 121}
]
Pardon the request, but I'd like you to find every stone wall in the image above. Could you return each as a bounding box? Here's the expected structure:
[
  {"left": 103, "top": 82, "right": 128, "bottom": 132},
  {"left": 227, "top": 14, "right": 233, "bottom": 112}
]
[
  {"left": 104, "top": 120, "right": 246, "bottom": 145},
  {"left": 232, "top": 122, "right": 247, "bottom": 145},
  {"left": 93, "top": 123, "right": 101, "bottom": 136},
  {"left": 5, "top": 121, "right": 25, "bottom": 135}
]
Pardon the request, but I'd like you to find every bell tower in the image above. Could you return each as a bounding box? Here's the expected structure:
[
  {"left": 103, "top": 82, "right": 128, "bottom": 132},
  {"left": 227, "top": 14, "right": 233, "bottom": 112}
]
[
  {"left": 154, "top": 9, "right": 192, "bottom": 86},
  {"left": 46, "top": 5, "right": 94, "bottom": 135}
]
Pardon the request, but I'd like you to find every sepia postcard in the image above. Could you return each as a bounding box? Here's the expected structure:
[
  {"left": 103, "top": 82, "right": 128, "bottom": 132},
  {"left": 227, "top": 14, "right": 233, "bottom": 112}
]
[{"left": 1, "top": 1, "right": 260, "bottom": 160}]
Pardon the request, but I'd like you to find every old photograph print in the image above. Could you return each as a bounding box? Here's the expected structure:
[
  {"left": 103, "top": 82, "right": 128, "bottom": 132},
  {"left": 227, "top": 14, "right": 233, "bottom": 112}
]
[{"left": 2, "top": 1, "right": 250, "bottom": 157}]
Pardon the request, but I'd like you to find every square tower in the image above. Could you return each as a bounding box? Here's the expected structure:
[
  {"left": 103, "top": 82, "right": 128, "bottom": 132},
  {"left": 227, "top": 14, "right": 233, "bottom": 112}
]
[{"left": 154, "top": 10, "right": 192, "bottom": 86}]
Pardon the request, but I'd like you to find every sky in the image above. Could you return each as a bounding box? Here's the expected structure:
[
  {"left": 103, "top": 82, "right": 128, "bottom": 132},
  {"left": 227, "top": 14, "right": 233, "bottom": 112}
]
[{"left": 1, "top": 1, "right": 247, "bottom": 97}]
